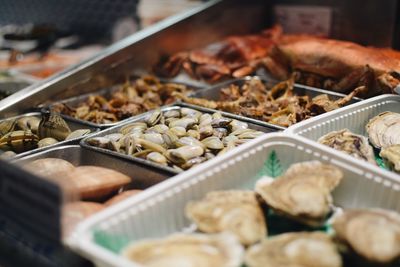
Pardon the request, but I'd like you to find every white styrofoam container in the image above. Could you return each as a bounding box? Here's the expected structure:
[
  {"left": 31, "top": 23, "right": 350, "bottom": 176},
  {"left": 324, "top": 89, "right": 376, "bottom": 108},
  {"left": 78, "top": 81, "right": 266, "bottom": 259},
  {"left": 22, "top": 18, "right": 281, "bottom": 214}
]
[
  {"left": 68, "top": 133, "right": 400, "bottom": 267},
  {"left": 286, "top": 94, "right": 400, "bottom": 143}
]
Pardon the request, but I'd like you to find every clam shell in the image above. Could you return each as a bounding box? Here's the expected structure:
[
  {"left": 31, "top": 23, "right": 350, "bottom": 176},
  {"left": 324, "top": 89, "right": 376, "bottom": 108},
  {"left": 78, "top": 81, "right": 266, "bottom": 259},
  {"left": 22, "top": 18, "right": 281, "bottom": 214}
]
[
  {"left": 245, "top": 232, "right": 342, "bottom": 267},
  {"left": 186, "top": 190, "right": 266, "bottom": 246},
  {"left": 380, "top": 144, "right": 400, "bottom": 172},
  {"left": 332, "top": 209, "right": 400, "bottom": 264},
  {"left": 122, "top": 233, "right": 244, "bottom": 267},
  {"left": 24, "top": 158, "right": 75, "bottom": 178},
  {"left": 105, "top": 190, "right": 142, "bottom": 206},
  {"left": 69, "top": 166, "right": 131, "bottom": 199},
  {"left": 38, "top": 137, "right": 59, "bottom": 148},
  {"left": 65, "top": 129, "right": 91, "bottom": 140},
  {"left": 318, "top": 129, "right": 376, "bottom": 165},
  {"left": 255, "top": 161, "right": 343, "bottom": 226}
]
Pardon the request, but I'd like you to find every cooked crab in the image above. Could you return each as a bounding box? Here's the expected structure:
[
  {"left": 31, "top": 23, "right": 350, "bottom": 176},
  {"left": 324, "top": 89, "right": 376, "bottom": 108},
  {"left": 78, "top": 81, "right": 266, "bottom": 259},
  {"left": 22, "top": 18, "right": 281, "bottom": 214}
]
[
  {"left": 255, "top": 161, "right": 343, "bottom": 226},
  {"left": 245, "top": 232, "right": 342, "bottom": 267},
  {"left": 333, "top": 209, "right": 400, "bottom": 264},
  {"left": 185, "top": 190, "right": 266, "bottom": 246},
  {"left": 366, "top": 111, "right": 400, "bottom": 149},
  {"left": 318, "top": 129, "right": 376, "bottom": 165},
  {"left": 122, "top": 233, "right": 244, "bottom": 267}
]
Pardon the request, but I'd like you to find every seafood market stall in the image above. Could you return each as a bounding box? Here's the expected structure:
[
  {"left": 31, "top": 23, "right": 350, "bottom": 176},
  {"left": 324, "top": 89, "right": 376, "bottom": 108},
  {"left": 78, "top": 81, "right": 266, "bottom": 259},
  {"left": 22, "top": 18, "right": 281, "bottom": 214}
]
[{"left": 0, "top": 0, "right": 400, "bottom": 267}]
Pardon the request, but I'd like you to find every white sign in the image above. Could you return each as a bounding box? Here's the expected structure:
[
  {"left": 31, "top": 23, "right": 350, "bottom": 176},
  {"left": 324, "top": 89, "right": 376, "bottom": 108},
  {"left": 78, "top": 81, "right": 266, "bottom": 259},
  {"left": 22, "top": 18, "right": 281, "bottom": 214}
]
[{"left": 274, "top": 5, "right": 332, "bottom": 36}]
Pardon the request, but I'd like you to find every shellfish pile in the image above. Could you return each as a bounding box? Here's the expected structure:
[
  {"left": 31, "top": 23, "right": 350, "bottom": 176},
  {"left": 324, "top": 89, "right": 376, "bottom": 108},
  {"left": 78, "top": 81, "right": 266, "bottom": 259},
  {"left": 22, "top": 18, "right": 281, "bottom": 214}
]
[
  {"left": 0, "top": 113, "right": 91, "bottom": 158},
  {"left": 317, "top": 111, "right": 400, "bottom": 173},
  {"left": 174, "top": 77, "right": 358, "bottom": 127},
  {"left": 51, "top": 75, "right": 193, "bottom": 124},
  {"left": 122, "top": 160, "right": 400, "bottom": 266},
  {"left": 86, "top": 107, "right": 264, "bottom": 171}
]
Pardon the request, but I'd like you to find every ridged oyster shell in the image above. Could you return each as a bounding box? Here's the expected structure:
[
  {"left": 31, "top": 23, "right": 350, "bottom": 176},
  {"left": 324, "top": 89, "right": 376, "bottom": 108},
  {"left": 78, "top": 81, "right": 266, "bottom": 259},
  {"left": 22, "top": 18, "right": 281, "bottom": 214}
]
[
  {"left": 333, "top": 209, "right": 400, "bottom": 264},
  {"left": 185, "top": 190, "right": 266, "bottom": 246},
  {"left": 366, "top": 111, "right": 400, "bottom": 149},
  {"left": 380, "top": 144, "right": 400, "bottom": 172},
  {"left": 255, "top": 161, "right": 343, "bottom": 226},
  {"left": 318, "top": 129, "right": 376, "bottom": 165},
  {"left": 122, "top": 233, "right": 244, "bottom": 267},
  {"left": 245, "top": 232, "right": 342, "bottom": 267}
]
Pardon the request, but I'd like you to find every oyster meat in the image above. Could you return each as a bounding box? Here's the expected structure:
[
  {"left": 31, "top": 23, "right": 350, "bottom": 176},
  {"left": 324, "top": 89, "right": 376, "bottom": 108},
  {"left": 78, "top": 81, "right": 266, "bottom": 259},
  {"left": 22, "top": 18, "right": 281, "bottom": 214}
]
[
  {"left": 186, "top": 190, "right": 266, "bottom": 246},
  {"left": 380, "top": 144, "right": 400, "bottom": 172},
  {"left": 333, "top": 209, "right": 400, "bottom": 264},
  {"left": 245, "top": 232, "right": 342, "bottom": 267},
  {"left": 255, "top": 161, "right": 343, "bottom": 226},
  {"left": 122, "top": 233, "right": 243, "bottom": 267},
  {"left": 366, "top": 111, "right": 400, "bottom": 149},
  {"left": 318, "top": 129, "right": 376, "bottom": 165}
]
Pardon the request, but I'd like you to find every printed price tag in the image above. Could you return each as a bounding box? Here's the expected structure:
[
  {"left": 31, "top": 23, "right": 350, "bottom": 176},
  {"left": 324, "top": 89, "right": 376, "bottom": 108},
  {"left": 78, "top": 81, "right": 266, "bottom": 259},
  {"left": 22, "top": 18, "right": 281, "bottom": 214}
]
[{"left": 274, "top": 5, "right": 332, "bottom": 36}]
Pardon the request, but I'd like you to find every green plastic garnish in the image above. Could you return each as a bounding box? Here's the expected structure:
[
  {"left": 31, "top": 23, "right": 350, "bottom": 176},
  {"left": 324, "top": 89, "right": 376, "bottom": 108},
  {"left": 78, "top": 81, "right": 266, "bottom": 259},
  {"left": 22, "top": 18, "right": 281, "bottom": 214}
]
[
  {"left": 256, "top": 150, "right": 283, "bottom": 178},
  {"left": 93, "top": 229, "right": 130, "bottom": 253}
]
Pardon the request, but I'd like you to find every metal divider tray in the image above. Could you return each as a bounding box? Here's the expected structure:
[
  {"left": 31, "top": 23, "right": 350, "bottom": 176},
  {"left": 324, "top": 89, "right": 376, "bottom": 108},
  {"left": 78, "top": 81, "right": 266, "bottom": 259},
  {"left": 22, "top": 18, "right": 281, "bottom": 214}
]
[
  {"left": 1, "top": 112, "right": 99, "bottom": 159},
  {"left": 188, "top": 76, "right": 362, "bottom": 127},
  {"left": 47, "top": 79, "right": 203, "bottom": 129},
  {"left": 70, "top": 133, "right": 400, "bottom": 267},
  {"left": 80, "top": 103, "right": 282, "bottom": 175},
  {"left": 286, "top": 94, "right": 400, "bottom": 172}
]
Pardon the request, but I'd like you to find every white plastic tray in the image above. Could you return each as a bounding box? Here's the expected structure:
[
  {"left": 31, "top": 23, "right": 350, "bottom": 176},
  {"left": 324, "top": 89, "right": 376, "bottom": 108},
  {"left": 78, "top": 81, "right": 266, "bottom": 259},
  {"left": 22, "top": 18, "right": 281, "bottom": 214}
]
[
  {"left": 69, "top": 133, "right": 400, "bottom": 267},
  {"left": 286, "top": 94, "right": 400, "bottom": 142}
]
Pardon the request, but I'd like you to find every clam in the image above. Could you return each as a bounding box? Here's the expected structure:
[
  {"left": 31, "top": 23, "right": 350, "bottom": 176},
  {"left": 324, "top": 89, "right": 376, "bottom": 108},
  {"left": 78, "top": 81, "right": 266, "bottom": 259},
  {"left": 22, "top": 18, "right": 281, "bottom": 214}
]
[
  {"left": 121, "top": 122, "right": 147, "bottom": 135},
  {"left": 162, "top": 130, "right": 179, "bottom": 148},
  {"left": 318, "top": 129, "right": 376, "bottom": 164},
  {"left": 146, "top": 124, "right": 169, "bottom": 134},
  {"left": 166, "top": 145, "right": 204, "bottom": 164},
  {"left": 181, "top": 157, "right": 206, "bottom": 169},
  {"left": 135, "top": 138, "right": 166, "bottom": 154},
  {"left": 65, "top": 129, "right": 91, "bottom": 140},
  {"left": 333, "top": 209, "right": 400, "bottom": 264},
  {"left": 202, "top": 136, "right": 224, "bottom": 150},
  {"left": 38, "top": 112, "right": 71, "bottom": 141},
  {"left": 366, "top": 111, "right": 400, "bottom": 149},
  {"left": 213, "top": 127, "right": 228, "bottom": 138},
  {"left": 38, "top": 137, "right": 59, "bottom": 148},
  {"left": 87, "top": 137, "right": 110, "bottom": 148},
  {"left": 186, "top": 190, "right": 266, "bottom": 246},
  {"left": 142, "top": 133, "right": 165, "bottom": 146},
  {"left": 169, "top": 126, "right": 186, "bottom": 137},
  {"left": 199, "top": 125, "right": 213, "bottom": 139},
  {"left": 380, "top": 144, "right": 400, "bottom": 172},
  {"left": 187, "top": 129, "right": 200, "bottom": 140},
  {"left": 23, "top": 158, "right": 75, "bottom": 178},
  {"left": 229, "top": 120, "right": 248, "bottom": 132},
  {"left": 237, "top": 130, "right": 263, "bottom": 139},
  {"left": 176, "top": 136, "right": 204, "bottom": 148},
  {"left": 163, "top": 109, "right": 181, "bottom": 118},
  {"left": 181, "top": 107, "right": 201, "bottom": 119},
  {"left": 255, "top": 161, "right": 343, "bottom": 226},
  {"left": 0, "top": 130, "right": 39, "bottom": 153},
  {"left": 69, "top": 166, "right": 131, "bottom": 199},
  {"left": 16, "top": 116, "right": 40, "bottom": 134},
  {"left": 122, "top": 233, "right": 244, "bottom": 267},
  {"left": 146, "top": 109, "right": 162, "bottom": 126},
  {"left": 0, "top": 119, "right": 16, "bottom": 136},
  {"left": 245, "top": 232, "right": 342, "bottom": 267},
  {"left": 199, "top": 113, "right": 213, "bottom": 127},
  {"left": 146, "top": 151, "right": 168, "bottom": 165},
  {"left": 211, "top": 118, "right": 232, "bottom": 128},
  {"left": 169, "top": 117, "right": 197, "bottom": 129}
]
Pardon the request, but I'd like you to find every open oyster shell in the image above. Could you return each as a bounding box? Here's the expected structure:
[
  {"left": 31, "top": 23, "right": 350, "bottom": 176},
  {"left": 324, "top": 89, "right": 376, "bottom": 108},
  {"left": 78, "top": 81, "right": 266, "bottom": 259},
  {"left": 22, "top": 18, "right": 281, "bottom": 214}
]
[
  {"left": 122, "top": 233, "right": 244, "bottom": 267},
  {"left": 185, "top": 190, "right": 266, "bottom": 246},
  {"left": 245, "top": 232, "right": 342, "bottom": 267},
  {"left": 380, "top": 144, "right": 400, "bottom": 172},
  {"left": 366, "top": 111, "right": 400, "bottom": 149},
  {"left": 333, "top": 209, "right": 400, "bottom": 264},
  {"left": 318, "top": 129, "right": 376, "bottom": 165},
  {"left": 255, "top": 161, "right": 343, "bottom": 227}
]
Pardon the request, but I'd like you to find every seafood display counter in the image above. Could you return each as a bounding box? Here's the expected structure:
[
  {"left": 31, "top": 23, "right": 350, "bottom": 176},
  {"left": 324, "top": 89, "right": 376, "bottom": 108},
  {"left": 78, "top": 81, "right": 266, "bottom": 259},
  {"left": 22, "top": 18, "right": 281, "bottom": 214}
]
[{"left": 0, "top": 0, "right": 400, "bottom": 267}]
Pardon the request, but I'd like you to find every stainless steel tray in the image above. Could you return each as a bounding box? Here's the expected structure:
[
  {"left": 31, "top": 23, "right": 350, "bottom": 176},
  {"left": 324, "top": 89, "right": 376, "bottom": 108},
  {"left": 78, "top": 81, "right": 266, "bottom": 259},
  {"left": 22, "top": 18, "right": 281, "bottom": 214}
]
[
  {"left": 15, "top": 145, "right": 172, "bottom": 192},
  {"left": 71, "top": 133, "right": 400, "bottom": 267},
  {"left": 188, "top": 76, "right": 362, "bottom": 127},
  {"left": 47, "top": 80, "right": 204, "bottom": 129},
  {"left": 81, "top": 103, "right": 281, "bottom": 175},
  {"left": 1, "top": 112, "right": 99, "bottom": 159}
]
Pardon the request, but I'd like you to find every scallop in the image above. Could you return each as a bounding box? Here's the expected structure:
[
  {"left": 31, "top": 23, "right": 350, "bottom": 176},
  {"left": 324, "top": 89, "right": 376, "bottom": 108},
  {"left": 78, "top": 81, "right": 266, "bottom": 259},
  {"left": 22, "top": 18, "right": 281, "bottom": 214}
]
[
  {"left": 186, "top": 190, "right": 266, "bottom": 246},
  {"left": 122, "top": 233, "right": 244, "bottom": 267},
  {"left": 333, "top": 209, "right": 400, "bottom": 264},
  {"left": 255, "top": 161, "right": 343, "bottom": 226},
  {"left": 245, "top": 232, "right": 342, "bottom": 267},
  {"left": 318, "top": 129, "right": 376, "bottom": 165},
  {"left": 366, "top": 111, "right": 400, "bottom": 149}
]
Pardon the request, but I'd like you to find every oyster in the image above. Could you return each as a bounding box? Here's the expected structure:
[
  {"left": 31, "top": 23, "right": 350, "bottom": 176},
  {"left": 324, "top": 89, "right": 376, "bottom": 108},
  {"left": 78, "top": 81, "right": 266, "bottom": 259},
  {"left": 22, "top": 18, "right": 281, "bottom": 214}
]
[
  {"left": 69, "top": 166, "right": 131, "bottom": 199},
  {"left": 333, "top": 209, "right": 400, "bottom": 264},
  {"left": 245, "top": 232, "right": 342, "bottom": 267},
  {"left": 186, "top": 190, "right": 266, "bottom": 246},
  {"left": 122, "top": 233, "right": 243, "bottom": 267},
  {"left": 366, "top": 111, "right": 400, "bottom": 149},
  {"left": 255, "top": 161, "right": 343, "bottom": 226},
  {"left": 318, "top": 129, "right": 376, "bottom": 164},
  {"left": 380, "top": 144, "right": 400, "bottom": 172}
]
